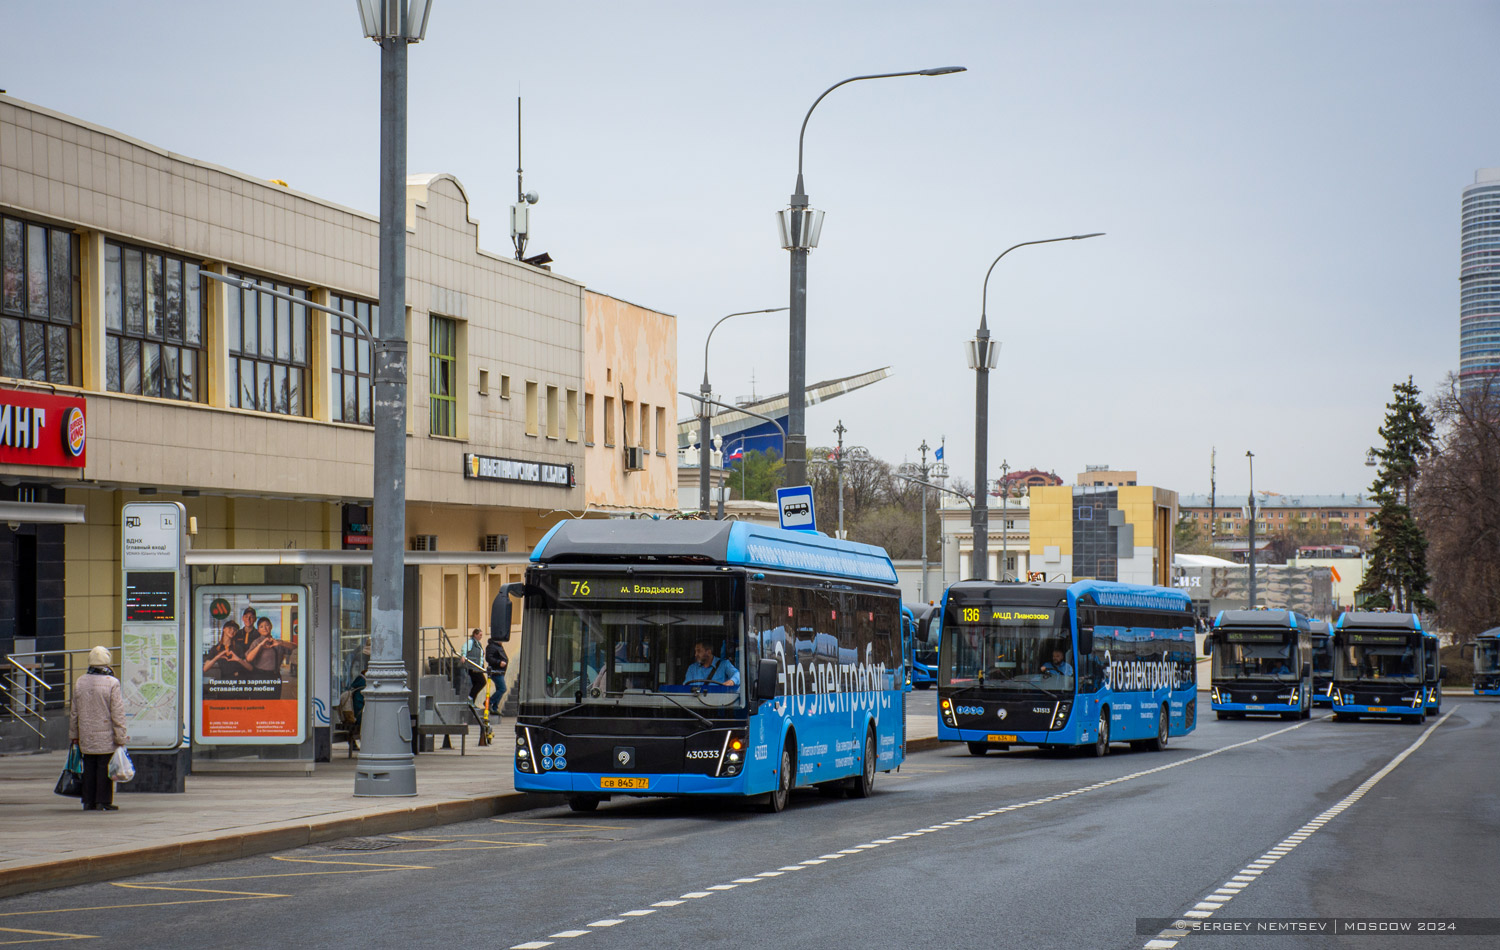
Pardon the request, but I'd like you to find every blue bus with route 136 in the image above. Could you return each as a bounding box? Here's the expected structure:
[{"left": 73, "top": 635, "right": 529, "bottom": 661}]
[
  {"left": 936, "top": 579, "right": 1197, "bottom": 757},
  {"left": 509, "top": 519, "right": 907, "bottom": 813}
]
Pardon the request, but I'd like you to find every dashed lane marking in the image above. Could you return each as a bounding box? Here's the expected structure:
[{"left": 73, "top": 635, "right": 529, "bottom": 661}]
[
  {"left": 508, "top": 719, "right": 1320, "bottom": 950},
  {"left": 1140, "top": 708, "right": 1457, "bottom": 949}
]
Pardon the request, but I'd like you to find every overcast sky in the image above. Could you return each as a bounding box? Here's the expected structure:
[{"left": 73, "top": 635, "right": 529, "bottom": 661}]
[{"left": 6, "top": 1, "right": 1497, "bottom": 498}]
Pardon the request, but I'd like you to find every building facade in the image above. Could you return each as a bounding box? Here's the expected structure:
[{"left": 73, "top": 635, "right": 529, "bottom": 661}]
[
  {"left": 1461, "top": 167, "right": 1500, "bottom": 397},
  {"left": 0, "top": 96, "right": 672, "bottom": 749},
  {"left": 1177, "top": 493, "right": 1376, "bottom": 544}
]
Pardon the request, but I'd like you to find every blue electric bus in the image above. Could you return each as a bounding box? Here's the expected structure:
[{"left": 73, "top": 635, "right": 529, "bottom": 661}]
[
  {"left": 905, "top": 602, "right": 939, "bottom": 689},
  {"left": 510, "top": 520, "right": 906, "bottom": 813},
  {"left": 1330, "top": 611, "right": 1441, "bottom": 723},
  {"left": 1462, "top": 628, "right": 1500, "bottom": 696},
  {"left": 1205, "top": 609, "right": 1314, "bottom": 721},
  {"left": 936, "top": 579, "right": 1197, "bottom": 757},
  {"left": 1309, "top": 620, "right": 1335, "bottom": 706}
]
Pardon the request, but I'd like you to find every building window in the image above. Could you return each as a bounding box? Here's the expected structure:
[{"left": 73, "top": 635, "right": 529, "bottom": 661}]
[
  {"left": 226, "top": 272, "right": 310, "bottom": 415},
  {"left": 429, "top": 315, "right": 457, "bottom": 436},
  {"left": 104, "top": 241, "right": 205, "bottom": 401},
  {"left": 500, "top": 374, "right": 511, "bottom": 399},
  {"left": 584, "top": 392, "right": 594, "bottom": 444},
  {"left": 566, "top": 389, "right": 578, "bottom": 442},
  {"left": 525, "top": 381, "right": 539, "bottom": 436},
  {"left": 655, "top": 406, "right": 666, "bottom": 453},
  {"left": 638, "top": 402, "right": 650, "bottom": 450},
  {"left": 603, "top": 395, "right": 616, "bottom": 446},
  {"left": 330, "top": 293, "right": 375, "bottom": 425},
  {"left": 546, "top": 385, "right": 560, "bottom": 439},
  {"left": 1, "top": 216, "right": 78, "bottom": 384}
]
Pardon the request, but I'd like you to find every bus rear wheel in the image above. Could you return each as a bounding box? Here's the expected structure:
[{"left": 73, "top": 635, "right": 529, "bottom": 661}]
[
  {"left": 966, "top": 741, "right": 989, "bottom": 756},
  {"left": 1146, "top": 704, "right": 1169, "bottom": 752},
  {"left": 568, "top": 795, "right": 601, "bottom": 813},
  {"left": 1089, "top": 711, "right": 1110, "bottom": 757},
  {"left": 849, "top": 727, "right": 877, "bottom": 798}
]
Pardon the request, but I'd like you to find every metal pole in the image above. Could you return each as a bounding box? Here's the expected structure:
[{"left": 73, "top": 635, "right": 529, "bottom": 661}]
[
  {"left": 835, "top": 420, "right": 846, "bottom": 538},
  {"left": 920, "top": 440, "right": 929, "bottom": 601},
  {"left": 1000, "top": 459, "right": 1010, "bottom": 580},
  {"left": 700, "top": 308, "right": 786, "bottom": 514},
  {"left": 972, "top": 328, "right": 990, "bottom": 580},
  {"left": 356, "top": 33, "right": 416, "bottom": 797},
  {"left": 1247, "top": 450, "right": 1257, "bottom": 609}
]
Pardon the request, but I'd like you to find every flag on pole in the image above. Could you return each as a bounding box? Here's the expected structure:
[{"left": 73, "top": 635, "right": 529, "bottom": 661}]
[
  {"left": 934, "top": 445, "right": 944, "bottom": 461},
  {"left": 1330, "top": 565, "right": 1341, "bottom": 582},
  {"left": 728, "top": 446, "right": 744, "bottom": 461}
]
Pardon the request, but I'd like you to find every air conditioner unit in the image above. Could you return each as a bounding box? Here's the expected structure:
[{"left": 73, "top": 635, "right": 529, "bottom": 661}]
[
  {"left": 410, "top": 534, "right": 438, "bottom": 551},
  {"left": 624, "top": 446, "right": 646, "bottom": 471},
  {"left": 481, "top": 534, "right": 508, "bottom": 553}
]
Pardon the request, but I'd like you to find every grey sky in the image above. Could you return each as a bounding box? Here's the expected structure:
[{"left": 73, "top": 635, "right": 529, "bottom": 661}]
[{"left": 5, "top": 1, "right": 1497, "bottom": 498}]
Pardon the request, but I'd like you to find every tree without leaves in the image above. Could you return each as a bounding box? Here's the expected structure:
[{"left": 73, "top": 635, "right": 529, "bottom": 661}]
[
  {"left": 1417, "top": 374, "right": 1500, "bottom": 641},
  {"left": 1355, "top": 376, "right": 1436, "bottom": 612}
]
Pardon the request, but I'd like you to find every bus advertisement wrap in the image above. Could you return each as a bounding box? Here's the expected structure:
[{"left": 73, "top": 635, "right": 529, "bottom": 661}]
[{"left": 193, "top": 585, "right": 307, "bottom": 745}]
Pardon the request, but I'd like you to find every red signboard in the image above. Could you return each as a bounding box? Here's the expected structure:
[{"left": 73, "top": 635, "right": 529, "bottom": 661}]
[{"left": 0, "top": 389, "right": 87, "bottom": 468}]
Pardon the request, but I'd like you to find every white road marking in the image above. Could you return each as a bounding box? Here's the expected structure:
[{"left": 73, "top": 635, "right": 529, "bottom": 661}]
[
  {"left": 586, "top": 920, "right": 624, "bottom": 927},
  {"left": 651, "top": 900, "right": 685, "bottom": 907},
  {"left": 620, "top": 909, "right": 655, "bottom": 917},
  {"left": 548, "top": 930, "right": 590, "bottom": 938},
  {"left": 1142, "top": 708, "right": 1456, "bottom": 949},
  {"left": 511, "top": 943, "right": 553, "bottom": 949},
  {"left": 679, "top": 892, "right": 711, "bottom": 899}
]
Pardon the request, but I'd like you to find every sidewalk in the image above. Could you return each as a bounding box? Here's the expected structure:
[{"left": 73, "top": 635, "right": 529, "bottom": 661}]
[{"left": 1, "top": 715, "right": 944, "bottom": 900}]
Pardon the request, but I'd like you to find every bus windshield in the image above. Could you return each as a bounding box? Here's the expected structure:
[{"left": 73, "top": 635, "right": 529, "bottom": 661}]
[
  {"left": 1212, "top": 629, "right": 1297, "bottom": 681},
  {"left": 1473, "top": 640, "right": 1499, "bottom": 676},
  {"left": 940, "top": 604, "right": 1073, "bottom": 693},
  {"left": 521, "top": 573, "right": 744, "bottom": 709},
  {"left": 1311, "top": 635, "right": 1334, "bottom": 676},
  {"left": 1338, "top": 636, "right": 1420, "bottom": 684}
]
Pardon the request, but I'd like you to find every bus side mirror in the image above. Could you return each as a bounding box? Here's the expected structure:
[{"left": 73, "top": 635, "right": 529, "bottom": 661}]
[
  {"left": 1460, "top": 643, "right": 1472, "bottom": 659},
  {"left": 1202, "top": 638, "right": 1212, "bottom": 656},
  {"left": 1302, "top": 663, "right": 1311, "bottom": 679},
  {"left": 489, "top": 583, "right": 525, "bottom": 642},
  {"left": 1441, "top": 665, "right": 1449, "bottom": 681},
  {"left": 755, "top": 659, "right": 779, "bottom": 700},
  {"left": 1078, "top": 630, "right": 1093, "bottom": 655}
]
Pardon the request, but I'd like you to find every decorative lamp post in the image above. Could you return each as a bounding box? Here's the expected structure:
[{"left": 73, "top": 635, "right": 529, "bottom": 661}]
[
  {"left": 971, "top": 233, "right": 1103, "bottom": 580},
  {"left": 1247, "top": 450, "right": 1257, "bottom": 609},
  {"left": 780, "top": 66, "right": 966, "bottom": 489},
  {"left": 698, "top": 307, "right": 787, "bottom": 514},
  {"left": 352, "top": 0, "right": 434, "bottom": 798}
]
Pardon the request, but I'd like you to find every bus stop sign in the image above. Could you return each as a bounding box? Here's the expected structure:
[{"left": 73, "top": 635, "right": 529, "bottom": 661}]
[{"left": 776, "top": 485, "right": 816, "bottom": 532}]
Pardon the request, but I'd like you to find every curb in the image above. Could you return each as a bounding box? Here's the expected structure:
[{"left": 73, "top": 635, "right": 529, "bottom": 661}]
[{"left": 0, "top": 791, "right": 563, "bottom": 901}]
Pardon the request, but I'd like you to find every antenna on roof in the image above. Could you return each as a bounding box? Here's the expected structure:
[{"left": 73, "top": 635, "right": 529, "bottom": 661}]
[{"left": 511, "top": 96, "right": 546, "bottom": 266}]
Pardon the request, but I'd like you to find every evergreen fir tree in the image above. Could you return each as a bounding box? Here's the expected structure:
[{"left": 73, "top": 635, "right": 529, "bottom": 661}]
[{"left": 1355, "top": 377, "right": 1436, "bottom": 612}]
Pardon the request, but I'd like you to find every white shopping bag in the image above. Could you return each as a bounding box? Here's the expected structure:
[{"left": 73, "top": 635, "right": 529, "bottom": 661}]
[{"left": 108, "top": 746, "right": 135, "bottom": 783}]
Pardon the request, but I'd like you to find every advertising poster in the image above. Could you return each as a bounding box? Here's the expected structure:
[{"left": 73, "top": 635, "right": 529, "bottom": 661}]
[{"left": 194, "top": 585, "right": 307, "bottom": 745}]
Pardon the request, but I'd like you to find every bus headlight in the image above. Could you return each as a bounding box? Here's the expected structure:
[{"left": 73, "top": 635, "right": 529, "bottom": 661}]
[
  {"left": 728, "top": 752, "right": 741, "bottom": 763},
  {"left": 940, "top": 699, "right": 956, "bottom": 727}
]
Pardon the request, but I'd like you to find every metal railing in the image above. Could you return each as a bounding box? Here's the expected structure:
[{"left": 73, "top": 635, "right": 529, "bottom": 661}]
[{"left": 2, "top": 645, "right": 121, "bottom": 739}]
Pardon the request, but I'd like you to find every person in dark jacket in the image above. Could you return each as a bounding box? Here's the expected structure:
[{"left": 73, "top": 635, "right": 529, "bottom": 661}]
[
  {"left": 463, "top": 629, "right": 487, "bottom": 705},
  {"left": 485, "top": 631, "right": 510, "bottom": 716},
  {"left": 68, "top": 646, "right": 129, "bottom": 812}
]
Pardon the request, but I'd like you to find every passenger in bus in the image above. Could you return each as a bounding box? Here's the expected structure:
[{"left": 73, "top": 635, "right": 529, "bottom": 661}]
[
  {"left": 684, "top": 640, "right": 740, "bottom": 688},
  {"left": 1042, "top": 648, "right": 1073, "bottom": 677}
]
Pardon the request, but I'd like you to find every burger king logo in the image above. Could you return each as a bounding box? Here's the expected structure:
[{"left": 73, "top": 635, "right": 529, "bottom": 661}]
[{"left": 63, "top": 406, "right": 86, "bottom": 458}]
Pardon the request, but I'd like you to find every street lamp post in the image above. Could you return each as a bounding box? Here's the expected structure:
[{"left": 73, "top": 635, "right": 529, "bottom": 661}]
[
  {"left": 1247, "top": 450, "right": 1257, "bottom": 609},
  {"left": 352, "top": 0, "right": 432, "bottom": 798},
  {"left": 834, "top": 421, "right": 847, "bottom": 539},
  {"left": 970, "top": 233, "right": 1103, "bottom": 580},
  {"left": 699, "top": 307, "right": 787, "bottom": 513},
  {"left": 779, "top": 66, "right": 966, "bottom": 489},
  {"left": 919, "top": 440, "right": 930, "bottom": 601},
  {"left": 999, "top": 459, "right": 1011, "bottom": 580}
]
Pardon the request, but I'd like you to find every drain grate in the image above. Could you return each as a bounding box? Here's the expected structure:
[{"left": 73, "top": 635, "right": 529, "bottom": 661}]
[{"left": 324, "top": 836, "right": 401, "bottom": 851}]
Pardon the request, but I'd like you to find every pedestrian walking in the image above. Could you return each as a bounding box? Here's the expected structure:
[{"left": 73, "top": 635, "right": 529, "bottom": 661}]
[
  {"left": 67, "top": 646, "right": 129, "bottom": 812},
  {"left": 485, "top": 630, "right": 510, "bottom": 716},
  {"left": 463, "top": 629, "right": 487, "bottom": 705}
]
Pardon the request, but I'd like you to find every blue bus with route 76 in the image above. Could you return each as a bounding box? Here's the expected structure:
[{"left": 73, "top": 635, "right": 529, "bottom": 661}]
[
  {"left": 936, "top": 579, "right": 1197, "bottom": 757},
  {"left": 1205, "top": 609, "right": 1314, "bottom": 721},
  {"left": 1331, "top": 611, "right": 1441, "bottom": 724},
  {"left": 509, "top": 519, "right": 906, "bottom": 813},
  {"left": 1462, "top": 628, "right": 1500, "bottom": 696}
]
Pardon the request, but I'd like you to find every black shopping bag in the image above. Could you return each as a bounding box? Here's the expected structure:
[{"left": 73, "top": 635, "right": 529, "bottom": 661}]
[{"left": 54, "top": 746, "right": 84, "bottom": 798}]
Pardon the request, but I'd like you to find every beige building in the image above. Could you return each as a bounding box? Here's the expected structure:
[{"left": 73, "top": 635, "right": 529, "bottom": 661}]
[{"left": 0, "top": 95, "right": 673, "bottom": 754}]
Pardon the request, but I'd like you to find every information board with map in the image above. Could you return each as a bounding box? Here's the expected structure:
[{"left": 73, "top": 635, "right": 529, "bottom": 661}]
[
  {"left": 119, "top": 502, "right": 187, "bottom": 750},
  {"left": 121, "top": 622, "right": 182, "bottom": 748}
]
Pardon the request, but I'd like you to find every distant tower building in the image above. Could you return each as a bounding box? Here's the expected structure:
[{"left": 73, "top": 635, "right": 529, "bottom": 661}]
[{"left": 1461, "top": 168, "right": 1500, "bottom": 398}]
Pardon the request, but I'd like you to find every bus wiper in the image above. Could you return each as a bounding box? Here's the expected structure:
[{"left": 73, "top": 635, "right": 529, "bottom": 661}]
[
  {"left": 655, "top": 689, "right": 714, "bottom": 726},
  {"left": 541, "top": 701, "right": 593, "bottom": 726},
  {"left": 944, "top": 684, "right": 987, "bottom": 700}
]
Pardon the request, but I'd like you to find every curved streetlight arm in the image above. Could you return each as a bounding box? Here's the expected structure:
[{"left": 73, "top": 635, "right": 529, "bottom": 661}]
[
  {"left": 703, "top": 308, "right": 788, "bottom": 392},
  {"left": 890, "top": 471, "right": 973, "bottom": 509},
  {"left": 681, "top": 392, "right": 788, "bottom": 445},
  {"left": 795, "top": 66, "right": 967, "bottom": 199},
  {"left": 979, "top": 233, "right": 1105, "bottom": 331}
]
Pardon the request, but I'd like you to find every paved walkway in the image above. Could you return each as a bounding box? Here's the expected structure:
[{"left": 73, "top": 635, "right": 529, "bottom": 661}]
[{"left": 0, "top": 714, "right": 943, "bottom": 899}]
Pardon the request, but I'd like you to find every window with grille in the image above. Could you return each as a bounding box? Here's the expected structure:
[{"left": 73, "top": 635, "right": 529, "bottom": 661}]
[
  {"left": 226, "top": 272, "right": 310, "bottom": 415},
  {"left": 104, "top": 240, "right": 205, "bottom": 401},
  {"left": 330, "top": 293, "right": 375, "bottom": 425},
  {"left": 1, "top": 216, "right": 78, "bottom": 384},
  {"left": 429, "top": 315, "right": 457, "bottom": 437}
]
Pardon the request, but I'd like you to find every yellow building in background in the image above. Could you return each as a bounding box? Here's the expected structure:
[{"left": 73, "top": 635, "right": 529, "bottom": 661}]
[{"left": 1029, "top": 484, "right": 1177, "bottom": 587}]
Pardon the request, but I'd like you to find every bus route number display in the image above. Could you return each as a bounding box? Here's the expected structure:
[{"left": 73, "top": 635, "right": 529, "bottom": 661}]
[
  {"left": 957, "top": 607, "right": 1054, "bottom": 625},
  {"left": 558, "top": 578, "right": 703, "bottom": 602},
  {"left": 124, "top": 571, "right": 176, "bottom": 622},
  {"left": 1347, "top": 633, "right": 1409, "bottom": 645},
  {"left": 1224, "top": 631, "right": 1285, "bottom": 642}
]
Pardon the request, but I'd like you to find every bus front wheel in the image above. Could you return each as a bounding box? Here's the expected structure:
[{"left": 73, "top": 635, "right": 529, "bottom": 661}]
[
  {"left": 966, "top": 741, "right": 989, "bottom": 756},
  {"left": 1089, "top": 711, "right": 1110, "bottom": 757},
  {"left": 568, "top": 795, "right": 601, "bottom": 813},
  {"left": 763, "top": 744, "right": 794, "bottom": 813}
]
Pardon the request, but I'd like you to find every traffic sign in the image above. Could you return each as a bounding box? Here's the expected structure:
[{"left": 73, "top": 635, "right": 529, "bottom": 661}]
[{"left": 776, "top": 485, "right": 816, "bottom": 532}]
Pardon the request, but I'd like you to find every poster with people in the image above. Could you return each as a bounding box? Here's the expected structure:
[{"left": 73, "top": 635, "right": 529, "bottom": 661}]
[{"left": 194, "top": 585, "right": 307, "bottom": 745}]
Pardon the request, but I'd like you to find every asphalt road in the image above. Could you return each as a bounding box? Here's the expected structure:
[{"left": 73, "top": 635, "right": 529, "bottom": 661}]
[{"left": 3, "top": 700, "right": 1495, "bottom": 950}]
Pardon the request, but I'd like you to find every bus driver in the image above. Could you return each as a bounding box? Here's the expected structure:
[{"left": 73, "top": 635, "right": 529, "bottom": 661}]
[
  {"left": 1042, "top": 648, "right": 1073, "bottom": 677},
  {"left": 684, "top": 640, "right": 740, "bottom": 688}
]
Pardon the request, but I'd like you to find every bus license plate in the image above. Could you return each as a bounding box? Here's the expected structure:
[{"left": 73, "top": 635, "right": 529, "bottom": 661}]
[
  {"left": 601, "top": 777, "right": 648, "bottom": 790},
  {"left": 1368, "top": 707, "right": 1388, "bottom": 712},
  {"left": 987, "top": 734, "right": 1017, "bottom": 743},
  {"left": 1245, "top": 705, "right": 1265, "bottom": 710}
]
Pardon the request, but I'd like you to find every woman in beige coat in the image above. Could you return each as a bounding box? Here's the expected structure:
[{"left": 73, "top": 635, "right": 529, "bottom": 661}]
[{"left": 67, "top": 646, "right": 129, "bottom": 811}]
